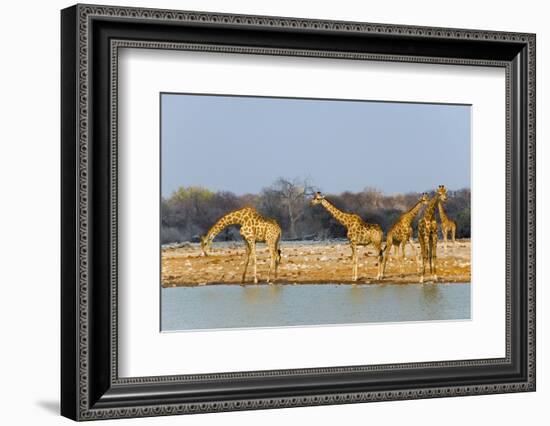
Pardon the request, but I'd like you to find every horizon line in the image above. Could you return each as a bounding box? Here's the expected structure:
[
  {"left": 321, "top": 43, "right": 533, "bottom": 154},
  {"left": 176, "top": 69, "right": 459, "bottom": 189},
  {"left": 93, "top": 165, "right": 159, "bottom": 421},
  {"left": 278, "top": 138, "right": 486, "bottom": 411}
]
[{"left": 162, "top": 185, "right": 471, "bottom": 200}]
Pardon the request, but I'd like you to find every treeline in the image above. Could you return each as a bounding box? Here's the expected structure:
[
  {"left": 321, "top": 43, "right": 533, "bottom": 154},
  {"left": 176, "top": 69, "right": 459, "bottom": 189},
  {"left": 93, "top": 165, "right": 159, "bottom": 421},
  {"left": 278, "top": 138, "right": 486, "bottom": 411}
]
[{"left": 161, "top": 178, "right": 470, "bottom": 244}]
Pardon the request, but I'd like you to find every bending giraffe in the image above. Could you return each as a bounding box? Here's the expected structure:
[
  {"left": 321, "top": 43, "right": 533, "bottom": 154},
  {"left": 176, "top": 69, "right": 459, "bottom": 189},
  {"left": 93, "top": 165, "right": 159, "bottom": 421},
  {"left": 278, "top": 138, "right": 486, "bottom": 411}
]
[
  {"left": 380, "top": 193, "right": 429, "bottom": 278},
  {"left": 311, "top": 192, "right": 383, "bottom": 281},
  {"left": 438, "top": 201, "right": 456, "bottom": 252},
  {"left": 200, "top": 207, "right": 281, "bottom": 284},
  {"left": 418, "top": 185, "right": 448, "bottom": 283}
]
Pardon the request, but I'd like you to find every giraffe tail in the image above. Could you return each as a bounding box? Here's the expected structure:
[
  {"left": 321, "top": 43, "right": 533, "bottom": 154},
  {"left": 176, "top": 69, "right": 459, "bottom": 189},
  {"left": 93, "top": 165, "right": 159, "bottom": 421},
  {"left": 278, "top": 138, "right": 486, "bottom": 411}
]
[{"left": 275, "top": 233, "right": 282, "bottom": 265}]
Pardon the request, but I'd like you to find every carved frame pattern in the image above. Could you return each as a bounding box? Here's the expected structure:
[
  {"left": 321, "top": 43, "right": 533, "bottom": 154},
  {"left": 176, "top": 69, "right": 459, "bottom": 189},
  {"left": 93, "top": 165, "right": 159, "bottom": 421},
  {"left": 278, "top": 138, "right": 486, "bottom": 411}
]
[{"left": 61, "top": 3, "right": 536, "bottom": 421}]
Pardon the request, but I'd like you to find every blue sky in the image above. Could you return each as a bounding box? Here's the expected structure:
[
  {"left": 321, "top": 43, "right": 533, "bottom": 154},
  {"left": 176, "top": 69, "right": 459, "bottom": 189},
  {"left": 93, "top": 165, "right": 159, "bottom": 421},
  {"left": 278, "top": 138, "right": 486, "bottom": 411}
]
[{"left": 161, "top": 93, "right": 470, "bottom": 197}]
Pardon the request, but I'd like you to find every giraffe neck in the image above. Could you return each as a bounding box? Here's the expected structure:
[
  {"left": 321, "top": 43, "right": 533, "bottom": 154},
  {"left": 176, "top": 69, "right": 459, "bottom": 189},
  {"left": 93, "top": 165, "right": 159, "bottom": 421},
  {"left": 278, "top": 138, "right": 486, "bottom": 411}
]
[
  {"left": 438, "top": 202, "right": 449, "bottom": 223},
  {"left": 205, "top": 210, "right": 247, "bottom": 242},
  {"left": 320, "top": 199, "right": 351, "bottom": 227},
  {"left": 423, "top": 195, "right": 440, "bottom": 222},
  {"left": 400, "top": 199, "right": 425, "bottom": 226}
]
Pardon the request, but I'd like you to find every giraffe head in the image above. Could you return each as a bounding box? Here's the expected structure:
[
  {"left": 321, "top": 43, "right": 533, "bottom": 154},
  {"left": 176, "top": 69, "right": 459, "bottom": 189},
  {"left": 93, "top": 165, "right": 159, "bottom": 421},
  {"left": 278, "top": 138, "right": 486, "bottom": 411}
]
[
  {"left": 200, "top": 235, "right": 211, "bottom": 256},
  {"left": 420, "top": 193, "right": 429, "bottom": 204},
  {"left": 437, "top": 185, "right": 448, "bottom": 202},
  {"left": 310, "top": 191, "right": 325, "bottom": 206}
]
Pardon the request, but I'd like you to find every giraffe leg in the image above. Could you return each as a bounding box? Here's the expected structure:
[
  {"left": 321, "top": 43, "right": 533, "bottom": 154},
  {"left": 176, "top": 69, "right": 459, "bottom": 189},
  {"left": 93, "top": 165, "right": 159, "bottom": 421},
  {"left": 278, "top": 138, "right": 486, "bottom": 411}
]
[
  {"left": 427, "top": 235, "right": 433, "bottom": 278},
  {"left": 424, "top": 235, "right": 431, "bottom": 283},
  {"left": 275, "top": 245, "right": 281, "bottom": 280},
  {"left": 407, "top": 239, "right": 418, "bottom": 263},
  {"left": 266, "top": 239, "right": 277, "bottom": 284},
  {"left": 381, "top": 235, "right": 393, "bottom": 279},
  {"left": 267, "top": 246, "right": 273, "bottom": 284},
  {"left": 241, "top": 241, "right": 251, "bottom": 284},
  {"left": 251, "top": 242, "right": 258, "bottom": 284},
  {"left": 354, "top": 245, "right": 359, "bottom": 282},
  {"left": 350, "top": 243, "right": 358, "bottom": 282},
  {"left": 399, "top": 241, "right": 406, "bottom": 274},
  {"left": 431, "top": 232, "right": 438, "bottom": 281},
  {"left": 452, "top": 224, "right": 456, "bottom": 244},
  {"left": 374, "top": 236, "right": 383, "bottom": 281},
  {"left": 418, "top": 234, "right": 427, "bottom": 283},
  {"left": 376, "top": 243, "right": 383, "bottom": 281},
  {"left": 443, "top": 228, "right": 448, "bottom": 253},
  {"left": 381, "top": 247, "right": 389, "bottom": 279}
]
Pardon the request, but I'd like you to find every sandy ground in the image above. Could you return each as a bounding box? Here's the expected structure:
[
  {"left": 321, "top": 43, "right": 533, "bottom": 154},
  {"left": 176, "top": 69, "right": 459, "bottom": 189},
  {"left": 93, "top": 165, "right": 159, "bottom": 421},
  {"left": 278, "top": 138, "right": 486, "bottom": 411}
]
[{"left": 162, "top": 239, "right": 471, "bottom": 286}]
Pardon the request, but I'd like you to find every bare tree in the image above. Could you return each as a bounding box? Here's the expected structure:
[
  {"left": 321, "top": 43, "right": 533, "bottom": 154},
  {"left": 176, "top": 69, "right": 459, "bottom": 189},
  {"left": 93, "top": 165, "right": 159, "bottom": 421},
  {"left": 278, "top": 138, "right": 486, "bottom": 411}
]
[
  {"left": 362, "top": 187, "right": 384, "bottom": 210},
  {"left": 267, "top": 178, "right": 316, "bottom": 239}
]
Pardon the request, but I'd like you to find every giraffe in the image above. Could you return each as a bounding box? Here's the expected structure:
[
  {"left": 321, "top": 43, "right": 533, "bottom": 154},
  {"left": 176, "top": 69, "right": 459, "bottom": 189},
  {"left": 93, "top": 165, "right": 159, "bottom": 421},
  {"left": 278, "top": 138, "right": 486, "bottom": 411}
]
[
  {"left": 200, "top": 207, "right": 282, "bottom": 284},
  {"left": 390, "top": 227, "right": 414, "bottom": 256},
  {"left": 417, "top": 185, "right": 448, "bottom": 283},
  {"left": 438, "top": 201, "right": 456, "bottom": 252},
  {"left": 380, "top": 193, "right": 429, "bottom": 278},
  {"left": 311, "top": 192, "right": 383, "bottom": 281}
]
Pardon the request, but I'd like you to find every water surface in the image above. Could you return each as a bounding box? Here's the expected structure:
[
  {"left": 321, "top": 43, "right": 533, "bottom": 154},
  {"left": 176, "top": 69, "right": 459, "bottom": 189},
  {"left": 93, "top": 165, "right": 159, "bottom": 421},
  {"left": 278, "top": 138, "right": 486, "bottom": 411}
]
[{"left": 161, "top": 283, "right": 470, "bottom": 331}]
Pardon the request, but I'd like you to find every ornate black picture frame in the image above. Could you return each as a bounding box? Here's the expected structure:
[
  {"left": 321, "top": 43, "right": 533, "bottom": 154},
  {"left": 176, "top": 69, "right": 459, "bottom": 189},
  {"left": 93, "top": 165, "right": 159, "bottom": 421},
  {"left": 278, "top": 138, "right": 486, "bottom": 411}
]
[{"left": 61, "top": 3, "right": 536, "bottom": 421}]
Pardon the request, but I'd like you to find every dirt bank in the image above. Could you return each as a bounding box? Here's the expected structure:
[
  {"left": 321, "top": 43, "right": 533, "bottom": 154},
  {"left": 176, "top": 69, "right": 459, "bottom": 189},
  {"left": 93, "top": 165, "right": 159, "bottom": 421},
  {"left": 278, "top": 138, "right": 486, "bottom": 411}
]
[{"left": 161, "top": 239, "right": 470, "bottom": 287}]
